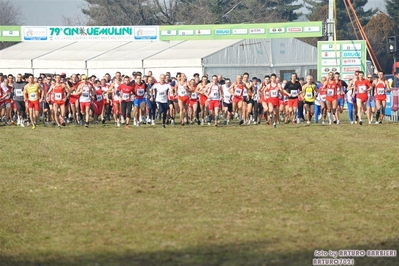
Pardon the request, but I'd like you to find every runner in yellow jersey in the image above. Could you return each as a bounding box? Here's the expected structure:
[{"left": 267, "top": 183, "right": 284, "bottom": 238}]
[
  {"left": 301, "top": 75, "right": 318, "bottom": 124},
  {"left": 23, "top": 75, "right": 42, "bottom": 129}
]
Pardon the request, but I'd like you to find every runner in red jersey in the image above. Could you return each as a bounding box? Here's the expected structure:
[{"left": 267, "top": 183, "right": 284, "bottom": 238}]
[
  {"left": 93, "top": 80, "right": 104, "bottom": 124},
  {"left": 47, "top": 78, "right": 56, "bottom": 125},
  {"left": 68, "top": 74, "right": 81, "bottom": 124},
  {"left": 175, "top": 73, "right": 191, "bottom": 126},
  {"left": 373, "top": 71, "right": 390, "bottom": 124},
  {"left": 323, "top": 71, "right": 341, "bottom": 124},
  {"left": 188, "top": 79, "right": 198, "bottom": 124},
  {"left": 318, "top": 76, "right": 328, "bottom": 124},
  {"left": 354, "top": 71, "right": 372, "bottom": 125},
  {"left": 267, "top": 73, "right": 283, "bottom": 128},
  {"left": 108, "top": 72, "right": 123, "bottom": 126},
  {"left": 47, "top": 74, "right": 70, "bottom": 128},
  {"left": 0, "top": 78, "right": 12, "bottom": 125},
  {"left": 205, "top": 75, "right": 223, "bottom": 126},
  {"left": 118, "top": 75, "right": 134, "bottom": 128},
  {"left": 228, "top": 75, "right": 247, "bottom": 125},
  {"left": 196, "top": 75, "right": 209, "bottom": 125},
  {"left": 260, "top": 76, "right": 271, "bottom": 125}
]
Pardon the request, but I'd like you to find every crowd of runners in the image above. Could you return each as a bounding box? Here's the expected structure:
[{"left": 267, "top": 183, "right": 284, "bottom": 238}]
[{"left": 0, "top": 69, "right": 391, "bottom": 129}]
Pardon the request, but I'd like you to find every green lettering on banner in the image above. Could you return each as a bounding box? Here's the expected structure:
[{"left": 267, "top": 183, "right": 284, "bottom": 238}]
[
  {"left": 99, "top": 28, "right": 108, "bottom": 35},
  {"left": 159, "top": 21, "right": 323, "bottom": 41},
  {"left": 317, "top": 40, "right": 367, "bottom": 84},
  {"left": 6, "top": 22, "right": 322, "bottom": 42}
]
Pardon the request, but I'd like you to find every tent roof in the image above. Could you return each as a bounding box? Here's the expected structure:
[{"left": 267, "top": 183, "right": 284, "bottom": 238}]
[
  {"left": 0, "top": 38, "right": 317, "bottom": 74},
  {"left": 87, "top": 41, "right": 184, "bottom": 69},
  {"left": 33, "top": 41, "right": 128, "bottom": 69},
  {"left": 143, "top": 39, "right": 241, "bottom": 68},
  {"left": 0, "top": 42, "right": 72, "bottom": 68}
]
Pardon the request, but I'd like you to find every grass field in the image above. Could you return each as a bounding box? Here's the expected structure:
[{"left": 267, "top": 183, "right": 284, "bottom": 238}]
[{"left": 1, "top": 113, "right": 399, "bottom": 266}]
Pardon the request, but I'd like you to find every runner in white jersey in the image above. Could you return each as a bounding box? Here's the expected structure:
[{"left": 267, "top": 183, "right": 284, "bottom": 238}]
[
  {"left": 77, "top": 75, "right": 95, "bottom": 127},
  {"left": 222, "top": 78, "right": 232, "bottom": 125},
  {"left": 150, "top": 74, "right": 172, "bottom": 128},
  {"left": 175, "top": 73, "right": 191, "bottom": 126},
  {"left": 205, "top": 75, "right": 223, "bottom": 126}
]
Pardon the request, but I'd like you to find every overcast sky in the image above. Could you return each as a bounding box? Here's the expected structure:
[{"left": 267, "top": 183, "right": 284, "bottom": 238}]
[{"left": 15, "top": 0, "right": 384, "bottom": 26}]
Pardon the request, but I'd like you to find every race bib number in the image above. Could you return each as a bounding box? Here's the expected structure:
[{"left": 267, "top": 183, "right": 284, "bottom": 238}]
[
  {"left": 224, "top": 95, "right": 231, "bottom": 102},
  {"left": 253, "top": 94, "right": 258, "bottom": 101},
  {"left": 122, "top": 93, "right": 129, "bottom": 100},
  {"left": 191, "top": 92, "right": 197, "bottom": 99},
  {"left": 358, "top": 86, "right": 366, "bottom": 93},
  {"left": 82, "top": 92, "right": 89, "bottom": 98},
  {"left": 213, "top": 92, "right": 218, "bottom": 97},
  {"left": 320, "top": 95, "right": 326, "bottom": 101},
  {"left": 271, "top": 90, "right": 278, "bottom": 97},
  {"left": 15, "top": 89, "right": 23, "bottom": 96},
  {"left": 234, "top": 88, "right": 242, "bottom": 96},
  {"left": 30, "top": 93, "right": 37, "bottom": 100},
  {"left": 265, "top": 92, "right": 270, "bottom": 98},
  {"left": 179, "top": 90, "right": 187, "bottom": 96},
  {"left": 283, "top": 96, "right": 288, "bottom": 102},
  {"left": 377, "top": 88, "right": 385, "bottom": 95},
  {"left": 137, "top": 89, "right": 145, "bottom": 96},
  {"left": 55, "top": 93, "right": 62, "bottom": 100},
  {"left": 327, "top": 89, "right": 334, "bottom": 96},
  {"left": 96, "top": 95, "right": 103, "bottom": 101},
  {"left": 159, "top": 91, "right": 165, "bottom": 96},
  {"left": 243, "top": 89, "right": 248, "bottom": 97},
  {"left": 306, "top": 92, "right": 312, "bottom": 99},
  {"left": 291, "top": 90, "right": 298, "bottom": 97}
]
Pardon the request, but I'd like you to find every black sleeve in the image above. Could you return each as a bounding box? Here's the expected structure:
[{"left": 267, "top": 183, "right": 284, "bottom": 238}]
[{"left": 285, "top": 82, "right": 291, "bottom": 92}]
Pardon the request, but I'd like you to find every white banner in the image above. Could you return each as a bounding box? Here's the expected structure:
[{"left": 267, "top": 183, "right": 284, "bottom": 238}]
[{"left": 21, "top": 26, "right": 159, "bottom": 41}]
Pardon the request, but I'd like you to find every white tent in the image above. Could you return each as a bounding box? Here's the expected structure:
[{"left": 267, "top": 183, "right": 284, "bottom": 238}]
[
  {"left": 32, "top": 41, "right": 128, "bottom": 76},
  {"left": 201, "top": 38, "right": 318, "bottom": 80},
  {"left": 86, "top": 40, "right": 184, "bottom": 78},
  {"left": 143, "top": 39, "right": 241, "bottom": 78},
  {"left": 0, "top": 38, "right": 318, "bottom": 79},
  {"left": 0, "top": 42, "right": 73, "bottom": 76}
]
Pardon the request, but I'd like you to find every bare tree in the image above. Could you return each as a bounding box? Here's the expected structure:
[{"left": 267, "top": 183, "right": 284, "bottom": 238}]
[
  {"left": 82, "top": 0, "right": 302, "bottom": 26},
  {"left": 62, "top": 14, "right": 88, "bottom": 26},
  {"left": 0, "top": 0, "right": 22, "bottom": 25}
]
